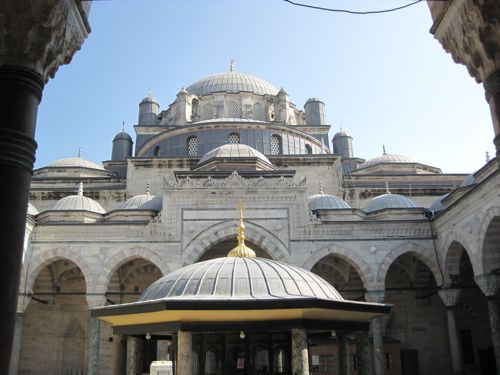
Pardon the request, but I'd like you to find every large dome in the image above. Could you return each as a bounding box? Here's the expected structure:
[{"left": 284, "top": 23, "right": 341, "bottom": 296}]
[
  {"left": 139, "top": 256, "right": 344, "bottom": 302},
  {"left": 186, "top": 72, "right": 279, "bottom": 96}
]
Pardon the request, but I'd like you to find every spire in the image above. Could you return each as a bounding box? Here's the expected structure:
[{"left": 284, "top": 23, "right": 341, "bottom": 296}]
[
  {"left": 77, "top": 182, "right": 84, "bottom": 197},
  {"left": 146, "top": 181, "right": 151, "bottom": 195},
  {"left": 77, "top": 147, "right": 82, "bottom": 158},
  {"left": 486, "top": 151, "right": 490, "bottom": 163},
  {"left": 122, "top": 121, "right": 125, "bottom": 132},
  {"left": 227, "top": 203, "right": 256, "bottom": 258},
  {"left": 319, "top": 182, "right": 324, "bottom": 194},
  {"left": 382, "top": 145, "right": 387, "bottom": 155},
  {"left": 230, "top": 58, "right": 235, "bottom": 72},
  {"left": 385, "top": 181, "right": 391, "bottom": 194}
]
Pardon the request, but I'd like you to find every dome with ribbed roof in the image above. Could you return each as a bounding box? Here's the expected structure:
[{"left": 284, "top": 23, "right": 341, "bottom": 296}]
[
  {"left": 119, "top": 189, "right": 162, "bottom": 211},
  {"left": 186, "top": 72, "right": 279, "bottom": 96},
  {"left": 48, "top": 183, "right": 105, "bottom": 214},
  {"left": 140, "top": 256, "right": 344, "bottom": 302},
  {"left": 307, "top": 184, "right": 350, "bottom": 210},
  {"left": 198, "top": 144, "right": 272, "bottom": 166},
  {"left": 48, "top": 157, "right": 104, "bottom": 170},
  {"left": 113, "top": 131, "right": 132, "bottom": 142},
  {"left": 365, "top": 193, "right": 417, "bottom": 212},
  {"left": 359, "top": 153, "right": 415, "bottom": 169}
]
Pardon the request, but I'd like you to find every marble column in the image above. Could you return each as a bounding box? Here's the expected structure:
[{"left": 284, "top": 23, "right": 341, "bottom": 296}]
[
  {"left": 0, "top": 3, "right": 90, "bottom": 372},
  {"left": 355, "top": 331, "right": 372, "bottom": 375},
  {"left": 177, "top": 331, "right": 192, "bottom": 375},
  {"left": 438, "top": 288, "right": 463, "bottom": 375},
  {"left": 9, "top": 295, "right": 31, "bottom": 375},
  {"left": 127, "top": 337, "right": 143, "bottom": 375},
  {"left": 428, "top": 1, "right": 500, "bottom": 158},
  {"left": 474, "top": 273, "right": 500, "bottom": 375},
  {"left": 365, "top": 290, "right": 386, "bottom": 375},
  {"left": 86, "top": 294, "right": 106, "bottom": 375},
  {"left": 338, "top": 335, "right": 352, "bottom": 375},
  {"left": 112, "top": 335, "right": 126, "bottom": 375},
  {"left": 291, "top": 329, "right": 309, "bottom": 375}
]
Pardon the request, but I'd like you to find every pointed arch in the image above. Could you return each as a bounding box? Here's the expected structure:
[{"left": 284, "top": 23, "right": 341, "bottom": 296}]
[
  {"left": 478, "top": 205, "right": 500, "bottom": 274},
  {"left": 302, "top": 243, "right": 374, "bottom": 290},
  {"left": 182, "top": 220, "right": 289, "bottom": 264},
  {"left": 440, "top": 230, "right": 480, "bottom": 278},
  {"left": 377, "top": 242, "right": 443, "bottom": 290},
  {"left": 96, "top": 247, "right": 169, "bottom": 293},
  {"left": 23, "top": 248, "right": 95, "bottom": 294}
]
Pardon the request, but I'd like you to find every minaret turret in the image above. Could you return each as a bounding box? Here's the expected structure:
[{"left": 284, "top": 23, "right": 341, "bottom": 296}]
[
  {"left": 111, "top": 122, "right": 133, "bottom": 161},
  {"left": 332, "top": 127, "right": 354, "bottom": 159},
  {"left": 138, "top": 91, "right": 159, "bottom": 125},
  {"left": 304, "top": 97, "right": 326, "bottom": 125}
]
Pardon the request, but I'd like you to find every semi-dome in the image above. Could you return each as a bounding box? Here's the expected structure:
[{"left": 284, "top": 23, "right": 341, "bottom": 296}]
[
  {"left": 118, "top": 189, "right": 162, "bottom": 211},
  {"left": 198, "top": 144, "right": 272, "bottom": 165},
  {"left": 186, "top": 72, "right": 279, "bottom": 96},
  {"left": 48, "top": 157, "right": 104, "bottom": 170},
  {"left": 359, "top": 153, "right": 415, "bottom": 169},
  {"left": 365, "top": 193, "right": 417, "bottom": 212},
  {"left": 307, "top": 186, "right": 350, "bottom": 210},
  {"left": 140, "top": 256, "right": 344, "bottom": 302},
  {"left": 48, "top": 183, "right": 106, "bottom": 214}
]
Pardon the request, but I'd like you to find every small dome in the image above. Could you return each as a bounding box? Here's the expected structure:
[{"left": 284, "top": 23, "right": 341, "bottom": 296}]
[
  {"left": 333, "top": 130, "right": 348, "bottom": 138},
  {"left": 48, "top": 157, "right": 104, "bottom": 170},
  {"left": 198, "top": 144, "right": 272, "bottom": 165},
  {"left": 308, "top": 193, "right": 350, "bottom": 210},
  {"left": 119, "top": 193, "right": 162, "bottom": 211},
  {"left": 365, "top": 193, "right": 417, "bottom": 212},
  {"left": 186, "top": 72, "right": 279, "bottom": 97},
  {"left": 460, "top": 174, "right": 476, "bottom": 187},
  {"left": 140, "top": 92, "right": 158, "bottom": 104},
  {"left": 139, "top": 256, "right": 344, "bottom": 302},
  {"left": 430, "top": 193, "right": 449, "bottom": 213},
  {"left": 306, "top": 97, "right": 323, "bottom": 104},
  {"left": 113, "top": 131, "right": 132, "bottom": 142},
  {"left": 27, "top": 203, "right": 38, "bottom": 216},
  {"left": 359, "top": 153, "right": 415, "bottom": 169},
  {"left": 48, "top": 184, "right": 105, "bottom": 214}
]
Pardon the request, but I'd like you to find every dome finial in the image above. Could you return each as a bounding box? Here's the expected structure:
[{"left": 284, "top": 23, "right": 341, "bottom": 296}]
[
  {"left": 383, "top": 145, "right": 387, "bottom": 155},
  {"left": 385, "top": 181, "right": 391, "bottom": 194},
  {"left": 77, "top": 146, "right": 82, "bottom": 158},
  {"left": 230, "top": 58, "right": 235, "bottom": 72},
  {"left": 122, "top": 121, "right": 125, "bottom": 132},
  {"left": 486, "top": 151, "right": 490, "bottom": 163},
  {"left": 319, "top": 182, "right": 324, "bottom": 194},
  {"left": 146, "top": 181, "right": 151, "bottom": 195},
  {"left": 77, "top": 182, "right": 84, "bottom": 197},
  {"left": 227, "top": 202, "right": 256, "bottom": 258}
]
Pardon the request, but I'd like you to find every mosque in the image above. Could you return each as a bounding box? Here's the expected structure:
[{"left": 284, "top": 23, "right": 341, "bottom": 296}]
[{"left": 11, "top": 66, "right": 500, "bottom": 375}]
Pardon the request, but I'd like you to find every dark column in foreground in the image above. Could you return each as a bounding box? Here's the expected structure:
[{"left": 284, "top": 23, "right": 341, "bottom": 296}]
[{"left": 0, "top": 65, "right": 42, "bottom": 371}]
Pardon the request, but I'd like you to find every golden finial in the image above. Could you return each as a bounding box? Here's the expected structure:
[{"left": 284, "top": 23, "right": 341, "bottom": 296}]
[{"left": 227, "top": 202, "right": 256, "bottom": 258}]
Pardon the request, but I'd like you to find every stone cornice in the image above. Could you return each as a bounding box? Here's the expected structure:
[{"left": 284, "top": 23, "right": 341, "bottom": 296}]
[
  {"left": 430, "top": 0, "right": 500, "bottom": 83},
  {"left": 0, "top": 0, "right": 91, "bottom": 81}
]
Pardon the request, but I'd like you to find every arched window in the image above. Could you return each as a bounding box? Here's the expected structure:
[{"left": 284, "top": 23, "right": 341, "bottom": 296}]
[
  {"left": 201, "top": 103, "right": 214, "bottom": 121},
  {"left": 187, "top": 136, "right": 198, "bottom": 156},
  {"left": 227, "top": 133, "right": 240, "bottom": 144},
  {"left": 227, "top": 101, "right": 241, "bottom": 118},
  {"left": 305, "top": 144, "right": 312, "bottom": 154},
  {"left": 153, "top": 146, "right": 160, "bottom": 156},
  {"left": 270, "top": 134, "right": 282, "bottom": 155}
]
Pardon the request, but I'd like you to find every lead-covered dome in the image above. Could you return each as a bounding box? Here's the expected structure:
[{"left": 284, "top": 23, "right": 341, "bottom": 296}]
[
  {"left": 119, "top": 192, "right": 162, "bottom": 211},
  {"left": 308, "top": 190, "right": 350, "bottom": 210},
  {"left": 198, "top": 144, "right": 272, "bottom": 165},
  {"left": 365, "top": 193, "right": 417, "bottom": 212},
  {"left": 140, "top": 256, "right": 344, "bottom": 302},
  {"left": 186, "top": 72, "right": 279, "bottom": 96},
  {"left": 48, "top": 183, "right": 105, "bottom": 214},
  {"left": 48, "top": 157, "right": 104, "bottom": 170},
  {"left": 359, "top": 153, "right": 415, "bottom": 169}
]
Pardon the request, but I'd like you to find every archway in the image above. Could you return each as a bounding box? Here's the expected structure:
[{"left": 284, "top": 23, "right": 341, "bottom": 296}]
[
  {"left": 310, "top": 254, "right": 365, "bottom": 301},
  {"left": 20, "top": 259, "right": 88, "bottom": 374},
  {"left": 197, "top": 238, "right": 273, "bottom": 262},
  {"left": 480, "top": 215, "right": 500, "bottom": 275}
]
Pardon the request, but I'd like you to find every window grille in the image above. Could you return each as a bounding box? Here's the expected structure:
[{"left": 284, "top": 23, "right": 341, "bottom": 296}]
[
  {"left": 270, "top": 135, "right": 281, "bottom": 155},
  {"left": 228, "top": 133, "right": 240, "bottom": 144},
  {"left": 187, "top": 136, "right": 198, "bottom": 156}
]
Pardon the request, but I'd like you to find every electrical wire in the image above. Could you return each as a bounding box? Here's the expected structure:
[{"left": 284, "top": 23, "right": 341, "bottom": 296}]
[{"left": 283, "top": 0, "right": 424, "bottom": 15}]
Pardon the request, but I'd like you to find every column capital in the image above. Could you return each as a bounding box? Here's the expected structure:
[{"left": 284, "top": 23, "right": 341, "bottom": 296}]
[
  {"left": 438, "top": 288, "right": 461, "bottom": 307},
  {"left": 474, "top": 273, "right": 500, "bottom": 297},
  {"left": 0, "top": 0, "right": 91, "bottom": 82},
  {"left": 86, "top": 294, "right": 107, "bottom": 309},
  {"left": 364, "top": 290, "right": 385, "bottom": 303},
  {"left": 428, "top": 0, "right": 500, "bottom": 83}
]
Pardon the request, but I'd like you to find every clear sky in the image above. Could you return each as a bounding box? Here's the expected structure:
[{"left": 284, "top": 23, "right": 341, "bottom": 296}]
[{"left": 35, "top": 0, "right": 493, "bottom": 174}]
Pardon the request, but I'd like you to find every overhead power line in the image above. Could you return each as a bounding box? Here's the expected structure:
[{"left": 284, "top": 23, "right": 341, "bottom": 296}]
[{"left": 283, "top": 0, "right": 424, "bottom": 15}]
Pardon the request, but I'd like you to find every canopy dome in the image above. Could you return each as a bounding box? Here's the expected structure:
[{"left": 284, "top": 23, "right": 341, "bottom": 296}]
[
  {"left": 118, "top": 193, "right": 162, "bottom": 211},
  {"left": 186, "top": 72, "right": 279, "bottom": 97},
  {"left": 49, "top": 184, "right": 105, "bottom": 214},
  {"left": 48, "top": 157, "right": 104, "bottom": 170},
  {"left": 198, "top": 144, "right": 272, "bottom": 165},
  {"left": 307, "top": 193, "right": 350, "bottom": 210},
  {"left": 365, "top": 193, "right": 417, "bottom": 212},
  {"left": 113, "top": 131, "right": 132, "bottom": 142},
  {"left": 140, "top": 256, "right": 344, "bottom": 302},
  {"left": 359, "top": 153, "right": 415, "bottom": 169}
]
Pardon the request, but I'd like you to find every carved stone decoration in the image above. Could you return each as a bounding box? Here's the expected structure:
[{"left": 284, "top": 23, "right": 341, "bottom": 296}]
[
  {"left": 429, "top": 0, "right": 500, "bottom": 83},
  {"left": 0, "top": 0, "right": 91, "bottom": 82},
  {"left": 438, "top": 288, "right": 462, "bottom": 307}
]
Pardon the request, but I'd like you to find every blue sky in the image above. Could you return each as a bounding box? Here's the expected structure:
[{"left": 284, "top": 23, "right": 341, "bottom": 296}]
[{"left": 35, "top": 0, "right": 493, "bottom": 174}]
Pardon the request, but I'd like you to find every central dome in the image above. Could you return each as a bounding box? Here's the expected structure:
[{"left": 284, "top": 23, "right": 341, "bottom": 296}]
[
  {"left": 139, "top": 256, "right": 344, "bottom": 302},
  {"left": 186, "top": 72, "right": 279, "bottom": 96}
]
